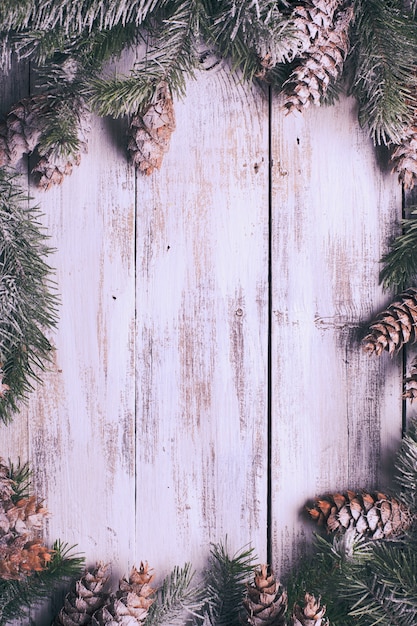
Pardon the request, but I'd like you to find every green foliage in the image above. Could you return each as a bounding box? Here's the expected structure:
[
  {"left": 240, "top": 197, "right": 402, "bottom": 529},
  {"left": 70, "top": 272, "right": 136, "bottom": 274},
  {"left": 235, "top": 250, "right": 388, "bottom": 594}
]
[
  {"left": 7, "top": 458, "right": 31, "bottom": 502},
  {"left": 379, "top": 209, "right": 417, "bottom": 291},
  {"left": 350, "top": 0, "right": 417, "bottom": 145},
  {"left": 0, "top": 169, "right": 58, "bottom": 423},
  {"left": 394, "top": 417, "right": 417, "bottom": 511},
  {"left": 0, "top": 541, "right": 84, "bottom": 626},
  {"left": 145, "top": 563, "right": 204, "bottom": 626},
  {"left": 201, "top": 539, "right": 257, "bottom": 626}
]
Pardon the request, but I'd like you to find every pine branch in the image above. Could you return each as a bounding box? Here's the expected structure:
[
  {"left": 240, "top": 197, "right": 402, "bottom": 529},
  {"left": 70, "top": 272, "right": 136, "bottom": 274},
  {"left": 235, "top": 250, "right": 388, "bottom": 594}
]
[
  {"left": 202, "top": 0, "right": 299, "bottom": 84},
  {"left": 0, "top": 540, "right": 84, "bottom": 626},
  {"left": 88, "top": 0, "right": 200, "bottom": 118},
  {"left": 350, "top": 0, "right": 417, "bottom": 145},
  {"left": 394, "top": 417, "right": 417, "bottom": 512},
  {"left": 379, "top": 208, "right": 417, "bottom": 291},
  {"left": 7, "top": 458, "right": 31, "bottom": 502},
  {"left": 345, "top": 541, "right": 417, "bottom": 625},
  {"left": 0, "top": 169, "right": 58, "bottom": 422},
  {"left": 201, "top": 539, "right": 257, "bottom": 626},
  {"left": 145, "top": 563, "right": 204, "bottom": 626}
]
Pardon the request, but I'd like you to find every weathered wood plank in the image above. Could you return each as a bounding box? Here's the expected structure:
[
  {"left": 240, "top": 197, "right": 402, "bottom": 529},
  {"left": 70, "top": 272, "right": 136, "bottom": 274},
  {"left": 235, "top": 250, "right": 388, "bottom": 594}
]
[
  {"left": 135, "top": 65, "right": 270, "bottom": 574},
  {"left": 270, "top": 95, "right": 403, "bottom": 577},
  {"left": 24, "top": 111, "right": 137, "bottom": 588}
]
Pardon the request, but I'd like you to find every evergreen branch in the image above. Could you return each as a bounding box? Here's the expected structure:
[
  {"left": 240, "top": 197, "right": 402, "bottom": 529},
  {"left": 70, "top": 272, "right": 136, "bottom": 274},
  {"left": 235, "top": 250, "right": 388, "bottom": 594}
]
[
  {"left": 201, "top": 539, "right": 257, "bottom": 626},
  {"left": 345, "top": 542, "right": 417, "bottom": 625},
  {"left": 394, "top": 417, "right": 417, "bottom": 512},
  {"left": 88, "top": 1, "right": 200, "bottom": 117},
  {"left": 0, "top": 169, "right": 58, "bottom": 423},
  {"left": 7, "top": 458, "right": 31, "bottom": 502},
  {"left": 145, "top": 563, "right": 204, "bottom": 626},
  {"left": 0, "top": 0, "right": 168, "bottom": 36},
  {"left": 202, "top": 0, "right": 299, "bottom": 83},
  {"left": 0, "top": 541, "right": 84, "bottom": 626},
  {"left": 350, "top": 0, "right": 417, "bottom": 145},
  {"left": 379, "top": 209, "right": 417, "bottom": 291}
]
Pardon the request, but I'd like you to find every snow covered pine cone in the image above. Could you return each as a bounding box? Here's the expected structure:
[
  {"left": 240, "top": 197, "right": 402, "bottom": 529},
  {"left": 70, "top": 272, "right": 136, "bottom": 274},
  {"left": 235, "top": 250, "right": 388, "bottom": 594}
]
[
  {"left": 283, "top": 0, "right": 354, "bottom": 112},
  {"left": 362, "top": 288, "right": 417, "bottom": 356},
  {"left": 242, "top": 564, "right": 288, "bottom": 626},
  {"left": 128, "top": 80, "right": 176, "bottom": 175},
  {"left": 307, "top": 491, "right": 413, "bottom": 539},
  {"left": 54, "top": 562, "right": 111, "bottom": 626},
  {"left": 291, "top": 593, "right": 327, "bottom": 626},
  {"left": 91, "top": 562, "right": 155, "bottom": 625}
]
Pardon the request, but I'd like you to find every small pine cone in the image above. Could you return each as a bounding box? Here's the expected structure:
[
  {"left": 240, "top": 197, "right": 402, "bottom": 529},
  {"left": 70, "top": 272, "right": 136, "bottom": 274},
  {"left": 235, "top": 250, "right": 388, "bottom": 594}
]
[
  {"left": 291, "top": 593, "right": 327, "bottom": 626},
  {"left": 128, "top": 81, "right": 176, "bottom": 175},
  {"left": 242, "top": 564, "right": 287, "bottom": 626},
  {"left": 54, "top": 562, "right": 111, "bottom": 626},
  {"left": 283, "top": 3, "right": 353, "bottom": 112},
  {"left": 6, "top": 495, "right": 48, "bottom": 539},
  {"left": 0, "top": 94, "right": 48, "bottom": 166},
  {"left": 92, "top": 563, "right": 155, "bottom": 625},
  {"left": 391, "top": 125, "right": 417, "bottom": 190},
  {"left": 404, "top": 356, "right": 417, "bottom": 401},
  {"left": 307, "top": 490, "right": 413, "bottom": 539},
  {"left": 32, "top": 105, "right": 91, "bottom": 190},
  {"left": 363, "top": 288, "right": 417, "bottom": 356}
]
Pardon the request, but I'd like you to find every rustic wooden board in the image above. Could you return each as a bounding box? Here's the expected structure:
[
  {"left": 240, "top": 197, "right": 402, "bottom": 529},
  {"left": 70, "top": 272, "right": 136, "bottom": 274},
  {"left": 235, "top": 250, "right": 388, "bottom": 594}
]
[
  {"left": 270, "top": 95, "right": 403, "bottom": 577},
  {"left": 135, "top": 65, "right": 270, "bottom": 575}
]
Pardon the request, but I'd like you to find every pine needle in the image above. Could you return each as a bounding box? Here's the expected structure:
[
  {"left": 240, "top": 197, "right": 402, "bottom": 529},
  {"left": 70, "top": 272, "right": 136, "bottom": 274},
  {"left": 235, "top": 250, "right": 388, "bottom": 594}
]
[
  {"left": 145, "top": 563, "right": 204, "bottom": 626},
  {"left": 379, "top": 209, "right": 417, "bottom": 291},
  {"left": 202, "top": 539, "right": 257, "bottom": 626}
]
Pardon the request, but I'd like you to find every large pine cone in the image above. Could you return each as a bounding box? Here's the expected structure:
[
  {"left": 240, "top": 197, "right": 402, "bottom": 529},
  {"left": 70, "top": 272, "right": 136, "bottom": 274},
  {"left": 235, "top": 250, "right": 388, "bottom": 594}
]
[
  {"left": 283, "top": 1, "right": 353, "bottom": 112},
  {"left": 291, "top": 593, "right": 327, "bottom": 626},
  {"left": 0, "top": 94, "right": 48, "bottom": 166},
  {"left": 242, "top": 564, "right": 287, "bottom": 626},
  {"left": 363, "top": 289, "right": 417, "bottom": 356},
  {"left": 128, "top": 81, "right": 176, "bottom": 175},
  {"left": 92, "top": 562, "right": 155, "bottom": 625},
  {"left": 307, "top": 490, "right": 413, "bottom": 539},
  {"left": 54, "top": 562, "right": 110, "bottom": 626}
]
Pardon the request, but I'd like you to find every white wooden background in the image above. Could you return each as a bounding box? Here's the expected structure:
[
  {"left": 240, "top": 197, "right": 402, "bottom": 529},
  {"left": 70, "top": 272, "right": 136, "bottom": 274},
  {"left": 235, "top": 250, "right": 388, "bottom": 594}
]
[{"left": 0, "top": 53, "right": 405, "bottom": 623}]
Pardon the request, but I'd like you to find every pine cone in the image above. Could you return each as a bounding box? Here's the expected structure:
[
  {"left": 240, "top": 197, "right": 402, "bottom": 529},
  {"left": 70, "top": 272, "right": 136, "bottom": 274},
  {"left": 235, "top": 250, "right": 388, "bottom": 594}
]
[
  {"left": 283, "top": 1, "right": 353, "bottom": 112},
  {"left": 291, "top": 593, "right": 327, "bottom": 626},
  {"left": 307, "top": 490, "right": 413, "bottom": 539},
  {"left": 242, "top": 564, "right": 287, "bottom": 626},
  {"left": 391, "top": 125, "right": 417, "bottom": 190},
  {"left": 92, "top": 562, "right": 155, "bottom": 625},
  {"left": 32, "top": 105, "right": 91, "bottom": 190},
  {"left": 0, "top": 536, "right": 53, "bottom": 579},
  {"left": 54, "top": 562, "right": 111, "bottom": 626},
  {"left": 128, "top": 81, "right": 176, "bottom": 175},
  {"left": 362, "top": 288, "right": 417, "bottom": 356},
  {"left": 0, "top": 94, "right": 48, "bottom": 166}
]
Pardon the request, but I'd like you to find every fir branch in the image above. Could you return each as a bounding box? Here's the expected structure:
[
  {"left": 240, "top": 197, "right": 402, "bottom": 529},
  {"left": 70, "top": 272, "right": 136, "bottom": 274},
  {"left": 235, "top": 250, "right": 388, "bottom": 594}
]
[
  {"left": 145, "top": 563, "right": 204, "bottom": 626},
  {"left": 201, "top": 539, "right": 257, "bottom": 626},
  {"left": 379, "top": 209, "right": 417, "bottom": 291},
  {"left": 0, "top": 169, "right": 58, "bottom": 422},
  {"left": 350, "top": 0, "right": 417, "bottom": 145},
  {"left": 394, "top": 417, "right": 417, "bottom": 512},
  {"left": 345, "top": 541, "right": 417, "bottom": 625},
  {"left": 0, "top": 540, "right": 84, "bottom": 626},
  {"left": 88, "top": 0, "right": 200, "bottom": 118},
  {"left": 202, "top": 0, "right": 299, "bottom": 83},
  {"left": 7, "top": 458, "right": 31, "bottom": 502}
]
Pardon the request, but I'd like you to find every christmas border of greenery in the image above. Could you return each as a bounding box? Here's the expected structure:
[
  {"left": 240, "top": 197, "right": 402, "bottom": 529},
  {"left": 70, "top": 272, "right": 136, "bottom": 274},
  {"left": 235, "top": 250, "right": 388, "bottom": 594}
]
[{"left": 1, "top": 0, "right": 417, "bottom": 182}]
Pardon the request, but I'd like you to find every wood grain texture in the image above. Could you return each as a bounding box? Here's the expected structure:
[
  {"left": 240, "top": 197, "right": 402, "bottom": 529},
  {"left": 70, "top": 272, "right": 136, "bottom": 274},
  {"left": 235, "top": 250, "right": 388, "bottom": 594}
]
[
  {"left": 135, "top": 65, "right": 270, "bottom": 574},
  {"left": 270, "top": 95, "right": 403, "bottom": 577}
]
